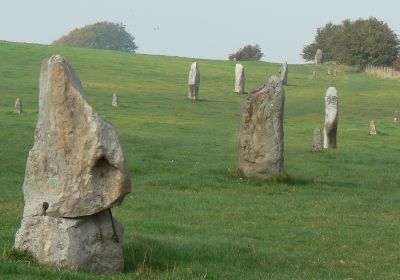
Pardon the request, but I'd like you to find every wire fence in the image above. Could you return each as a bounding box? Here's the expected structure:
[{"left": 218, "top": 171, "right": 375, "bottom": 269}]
[{"left": 364, "top": 64, "right": 400, "bottom": 79}]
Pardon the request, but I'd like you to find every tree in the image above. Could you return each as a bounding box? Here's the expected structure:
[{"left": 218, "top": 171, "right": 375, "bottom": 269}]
[
  {"left": 229, "top": 44, "right": 264, "bottom": 61},
  {"left": 53, "top": 22, "right": 138, "bottom": 53},
  {"left": 302, "top": 17, "right": 399, "bottom": 66}
]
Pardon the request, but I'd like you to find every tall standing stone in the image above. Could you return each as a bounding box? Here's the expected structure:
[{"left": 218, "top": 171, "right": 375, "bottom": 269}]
[
  {"left": 14, "top": 98, "right": 22, "bottom": 114},
  {"left": 112, "top": 93, "right": 119, "bottom": 107},
  {"left": 315, "top": 49, "right": 323, "bottom": 65},
  {"left": 188, "top": 62, "right": 200, "bottom": 100},
  {"left": 238, "top": 76, "right": 285, "bottom": 179},
  {"left": 234, "top": 63, "right": 245, "bottom": 93},
  {"left": 323, "top": 87, "right": 338, "bottom": 149},
  {"left": 369, "top": 120, "right": 377, "bottom": 135},
  {"left": 311, "top": 128, "right": 323, "bottom": 152},
  {"left": 14, "top": 55, "right": 131, "bottom": 275},
  {"left": 280, "top": 62, "right": 288, "bottom": 85}
]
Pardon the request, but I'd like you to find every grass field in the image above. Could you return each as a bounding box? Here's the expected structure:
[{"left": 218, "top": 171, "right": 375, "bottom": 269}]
[{"left": 1, "top": 40, "right": 400, "bottom": 279}]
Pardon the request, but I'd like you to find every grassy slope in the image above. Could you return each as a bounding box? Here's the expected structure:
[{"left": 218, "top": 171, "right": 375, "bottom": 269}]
[{"left": 0, "top": 40, "right": 400, "bottom": 279}]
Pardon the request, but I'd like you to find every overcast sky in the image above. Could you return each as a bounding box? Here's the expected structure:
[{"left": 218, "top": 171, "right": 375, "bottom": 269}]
[{"left": 1, "top": 0, "right": 400, "bottom": 64}]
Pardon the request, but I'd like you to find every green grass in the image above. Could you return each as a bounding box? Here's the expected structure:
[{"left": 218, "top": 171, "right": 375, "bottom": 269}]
[{"left": 1, "top": 40, "right": 400, "bottom": 279}]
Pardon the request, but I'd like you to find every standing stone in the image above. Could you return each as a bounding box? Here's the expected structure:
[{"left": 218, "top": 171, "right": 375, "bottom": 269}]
[
  {"left": 315, "top": 49, "right": 323, "bottom": 65},
  {"left": 112, "top": 93, "right": 119, "bottom": 107},
  {"left": 238, "top": 76, "right": 285, "bottom": 179},
  {"left": 333, "top": 69, "right": 337, "bottom": 76},
  {"left": 311, "top": 128, "right": 323, "bottom": 152},
  {"left": 323, "top": 87, "right": 338, "bottom": 149},
  {"left": 188, "top": 62, "right": 200, "bottom": 100},
  {"left": 312, "top": 70, "right": 317, "bottom": 79},
  {"left": 394, "top": 111, "right": 400, "bottom": 124},
  {"left": 234, "top": 63, "right": 245, "bottom": 93},
  {"left": 369, "top": 120, "right": 377, "bottom": 135},
  {"left": 280, "top": 62, "right": 288, "bottom": 85},
  {"left": 14, "top": 55, "right": 131, "bottom": 275},
  {"left": 14, "top": 98, "right": 22, "bottom": 114},
  {"left": 327, "top": 67, "right": 332, "bottom": 75}
]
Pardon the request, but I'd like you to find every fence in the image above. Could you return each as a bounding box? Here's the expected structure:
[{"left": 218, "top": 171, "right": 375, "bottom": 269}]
[{"left": 364, "top": 64, "right": 400, "bottom": 79}]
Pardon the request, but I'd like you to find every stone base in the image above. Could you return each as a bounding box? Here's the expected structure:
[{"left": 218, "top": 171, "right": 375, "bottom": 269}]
[{"left": 15, "top": 209, "right": 124, "bottom": 275}]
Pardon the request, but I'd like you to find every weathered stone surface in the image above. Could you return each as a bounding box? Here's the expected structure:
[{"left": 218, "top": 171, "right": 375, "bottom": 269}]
[
  {"left": 369, "top": 120, "right": 377, "bottom": 135},
  {"left": 323, "top": 87, "right": 338, "bottom": 149},
  {"left": 112, "top": 93, "right": 119, "bottom": 107},
  {"left": 22, "top": 55, "right": 131, "bottom": 218},
  {"left": 315, "top": 49, "right": 323, "bottom": 65},
  {"left": 280, "top": 62, "right": 288, "bottom": 85},
  {"left": 394, "top": 111, "right": 400, "bottom": 124},
  {"left": 14, "top": 98, "right": 22, "bottom": 114},
  {"left": 238, "top": 76, "right": 285, "bottom": 179},
  {"left": 15, "top": 209, "right": 124, "bottom": 275},
  {"left": 235, "top": 63, "right": 245, "bottom": 93},
  {"left": 188, "top": 62, "right": 200, "bottom": 100},
  {"left": 311, "top": 128, "right": 323, "bottom": 152}
]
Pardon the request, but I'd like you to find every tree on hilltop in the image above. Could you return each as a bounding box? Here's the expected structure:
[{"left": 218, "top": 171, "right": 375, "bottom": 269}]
[
  {"left": 229, "top": 44, "right": 264, "bottom": 61},
  {"left": 302, "top": 17, "right": 399, "bottom": 66},
  {"left": 53, "top": 22, "right": 138, "bottom": 53}
]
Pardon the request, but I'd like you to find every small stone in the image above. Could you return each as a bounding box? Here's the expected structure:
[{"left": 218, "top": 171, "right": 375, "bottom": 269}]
[
  {"left": 311, "top": 128, "right": 323, "bottom": 152},
  {"left": 327, "top": 67, "right": 332, "bottom": 75},
  {"left": 369, "top": 120, "right": 377, "bottom": 135},
  {"left": 238, "top": 76, "right": 285, "bottom": 179},
  {"left": 312, "top": 70, "right": 317, "bottom": 78},
  {"left": 15, "top": 209, "right": 124, "bottom": 275},
  {"left": 14, "top": 98, "right": 22, "bottom": 114},
  {"left": 234, "top": 63, "right": 245, "bottom": 93},
  {"left": 323, "top": 87, "right": 338, "bottom": 149},
  {"left": 188, "top": 62, "right": 200, "bottom": 100},
  {"left": 315, "top": 49, "right": 323, "bottom": 65},
  {"left": 112, "top": 93, "right": 119, "bottom": 107},
  {"left": 394, "top": 111, "right": 400, "bottom": 124},
  {"left": 280, "top": 62, "right": 288, "bottom": 85}
]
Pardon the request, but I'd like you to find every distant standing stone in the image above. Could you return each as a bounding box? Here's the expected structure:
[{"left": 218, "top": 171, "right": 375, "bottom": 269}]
[
  {"left": 234, "top": 63, "right": 245, "bottom": 93},
  {"left": 327, "top": 67, "right": 332, "bottom": 75},
  {"left": 369, "top": 120, "right": 377, "bottom": 135},
  {"left": 311, "top": 128, "right": 323, "bottom": 152},
  {"left": 324, "top": 87, "right": 338, "bottom": 149},
  {"left": 280, "top": 62, "right": 288, "bottom": 85},
  {"left": 238, "top": 76, "right": 285, "bottom": 179},
  {"left": 312, "top": 70, "right": 317, "bottom": 78},
  {"left": 394, "top": 111, "right": 400, "bottom": 124},
  {"left": 112, "top": 93, "right": 119, "bottom": 107},
  {"left": 315, "top": 49, "right": 323, "bottom": 65},
  {"left": 188, "top": 62, "right": 200, "bottom": 100},
  {"left": 14, "top": 98, "right": 22, "bottom": 114}
]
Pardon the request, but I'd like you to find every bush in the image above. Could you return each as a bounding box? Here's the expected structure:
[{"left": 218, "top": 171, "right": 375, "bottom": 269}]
[
  {"left": 229, "top": 44, "right": 264, "bottom": 61},
  {"left": 302, "top": 17, "right": 399, "bottom": 66},
  {"left": 53, "top": 22, "right": 138, "bottom": 53}
]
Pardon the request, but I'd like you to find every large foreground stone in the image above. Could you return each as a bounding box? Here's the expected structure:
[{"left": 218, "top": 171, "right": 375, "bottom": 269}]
[
  {"left": 280, "top": 62, "right": 288, "bottom": 85},
  {"left": 22, "top": 55, "right": 131, "bottom": 218},
  {"left": 234, "top": 63, "right": 245, "bottom": 93},
  {"left": 323, "top": 87, "right": 338, "bottom": 149},
  {"left": 238, "top": 76, "right": 285, "bottom": 179},
  {"left": 188, "top": 62, "right": 200, "bottom": 100},
  {"left": 15, "top": 209, "right": 124, "bottom": 275}
]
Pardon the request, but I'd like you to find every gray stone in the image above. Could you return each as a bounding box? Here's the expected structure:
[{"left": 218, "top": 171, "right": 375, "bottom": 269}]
[
  {"left": 14, "top": 98, "right": 22, "bottom": 114},
  {"left": 234, "top": 63, "right": 245, "bottom": 93},
  {"left": 315, "top": 49, "right": 323, "bottom": 65},
  {"left": 369, "top": 120, "right": 377, "bottom": 135},
  {"left": 280, "top": 62, "right": 288, "bottom": 85},
  {"left": 327, "top": 67, "right": 332, "bottom": 75},
  {"left": 22, "top": 55, "right": 131, "bottom": 218},
  {"left": 238, "top": 76, "right": 285, "bottom": 179},
  {"left": 188, "top": 62, "right": 200, "bottom": 100},
  {"left": 323, "top": 87, "right": 338, "bottom": 149},
  {"left": 112, "top": 93, "right": 119, "bottom": 107},
  {"left": 311, "top": 128, "right": 323, "bottom": 152},
  {"left": 15, "top": 209, "right": 124, "bottom": 275}
]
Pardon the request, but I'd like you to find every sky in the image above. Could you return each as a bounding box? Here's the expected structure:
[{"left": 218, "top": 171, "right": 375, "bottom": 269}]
[{"left": 1, "top": 0, "right": 400, "bottom": 64}]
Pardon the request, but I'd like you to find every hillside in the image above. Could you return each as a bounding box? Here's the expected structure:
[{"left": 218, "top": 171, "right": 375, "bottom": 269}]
[{"left": 1, "top": 40, "right": 400, "bottom": 279}]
